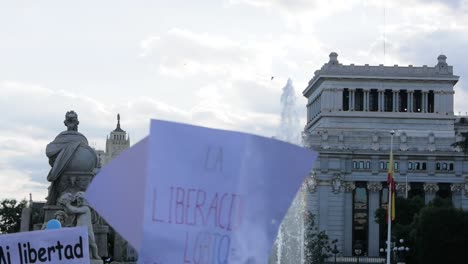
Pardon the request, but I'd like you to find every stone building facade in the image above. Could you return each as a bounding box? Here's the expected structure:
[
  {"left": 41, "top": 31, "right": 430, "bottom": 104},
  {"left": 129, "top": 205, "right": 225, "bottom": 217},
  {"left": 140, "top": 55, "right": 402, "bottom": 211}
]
[
  {"left": 302, "top": 53, "right": 468, "bottom": 257},
  {"left": 96, "top": 114, "right": 130, "bottom": 168}
]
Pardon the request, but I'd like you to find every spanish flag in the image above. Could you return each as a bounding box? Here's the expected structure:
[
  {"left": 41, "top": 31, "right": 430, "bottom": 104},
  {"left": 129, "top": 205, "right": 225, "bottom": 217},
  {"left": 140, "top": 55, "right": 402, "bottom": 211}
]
[{"left": 387, "top": 152, "right": 396, "bottom": 221}]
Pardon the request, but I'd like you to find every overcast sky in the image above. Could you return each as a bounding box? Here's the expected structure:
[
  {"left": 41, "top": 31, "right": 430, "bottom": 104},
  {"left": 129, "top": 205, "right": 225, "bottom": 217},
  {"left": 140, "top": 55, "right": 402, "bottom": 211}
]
[{"left": 1, "top": 0, "right": 468, "bottom": 201}]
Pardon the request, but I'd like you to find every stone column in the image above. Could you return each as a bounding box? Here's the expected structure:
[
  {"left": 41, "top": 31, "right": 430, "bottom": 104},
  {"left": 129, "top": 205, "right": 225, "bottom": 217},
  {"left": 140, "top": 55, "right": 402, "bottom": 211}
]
[
  {"left": 434, "top": 90, "right": 441, "bottom": 114},
  {"left": 363, "top": 90, "right": 369, "bottom": 111},
  {"left": 421, "top": 92, "right": 425, "bottom": 113},
  {"left": 407, "top": 91, "right": 413, "bottom": 112},
  {"left": 379, "top": 90, "right": 384, "bottom": 111},
  {"left": 336, "top": 88, "right": 343, "bottom": 111},
  {"left": 343, "top": 182, "right": 355, "bottom": 256},
  {"left": 367, "top": 182, "right": 382, "bottom": 257},
  {"left": 424, "top": 183, "right": 439, "bottom": 204},
  {"left": 451, "top": 184, "right": 463, "bottom": 209}
]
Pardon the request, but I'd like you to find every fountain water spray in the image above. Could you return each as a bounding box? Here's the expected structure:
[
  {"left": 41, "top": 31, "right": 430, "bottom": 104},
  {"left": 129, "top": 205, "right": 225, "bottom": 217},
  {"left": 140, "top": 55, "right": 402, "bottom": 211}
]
[
  {"left": 272, "top": 78, "right": 306, "bottom": 264},
  {"left": 276, "top": 78, "right": 301, "bottom": 145}
]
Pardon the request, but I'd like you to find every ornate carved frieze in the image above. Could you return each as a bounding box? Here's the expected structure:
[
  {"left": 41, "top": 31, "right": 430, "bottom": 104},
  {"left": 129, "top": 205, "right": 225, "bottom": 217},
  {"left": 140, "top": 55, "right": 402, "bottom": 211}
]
[
  {"left": 464, "top": 179, "right": 468, "bottom": 197},
  {"left": 367, "top": 182, "right": 383, "bottom": 192},
  {"left": 427, "top": 132, "right": 436, "bottom": 152},
  {"left": 343, "top": 182, "right": 356, "bottom": 193},
  {"left": 331, "top": 173, "right": 343, "bottom": 193},
  {"left": 337, "top": 131, "right": 346, "bottom": 150},
  {"left": 396, "top": 183, "right": 411, "bottom": 194},
  {"left": 371, "top": 131, "right": 379, "bottom": 151},
  {"left": 423, "top": 183, "right": 439, "bottom": 194},
  {"left": 450, "top": 183, "right": 464, "bottom": 193},
  {"left": 399, "top": 131, "right": 408, "bottom": 151},
  {"left": 319, "top": 130, "right": 330, "bottom": 150}
]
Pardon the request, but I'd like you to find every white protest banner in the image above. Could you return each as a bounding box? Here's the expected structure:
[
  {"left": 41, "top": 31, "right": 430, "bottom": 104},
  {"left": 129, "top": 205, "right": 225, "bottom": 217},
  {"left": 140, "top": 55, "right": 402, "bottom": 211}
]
[
  {"left": 0, "top": 227, "right": 89, "bottom": 264},
  {"left": 86, "top": 120, "right": 317, "bottom": 263}
]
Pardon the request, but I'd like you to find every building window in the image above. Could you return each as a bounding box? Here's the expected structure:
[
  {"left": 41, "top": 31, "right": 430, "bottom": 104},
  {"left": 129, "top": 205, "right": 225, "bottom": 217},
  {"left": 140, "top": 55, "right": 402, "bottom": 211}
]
[
  {"left": 353, "top": 161, "right": 358, "bottom": 169},
  {"left": 355, "top": 89, "right": 364, "bottom": 111},
  {"left": 394, "top": 162, "right": 399, "bottom": 171},
  {"left": 380, "top": 162, "right": 385, "bottom": 170},
  {"left": 428, "top": 90, "right": 434, "bottom": 113},
  {"left": 399, "top": 90, "right": 408, "bottom": 112},
  {"left": 422, "top": 162, "right": 427, "bottom": 170},
  {"left": 449, "top": 163, "right": 454, "bottom": 171},
  {"left": 353, "top": 182, "right": 368, "bottom": 256},
  {"left": 384, "top": 89, "right": 393, "bottom": 112},
  {"left": 415, "top": 162, "right": 420, "bottom": 170},
  {"left": 442, "top": 163, "right": 448, "bottom": 170},
  {"left": 414, "top": 90, "right": 422, "bottom": 112},
  {"left": 343, "top": 89, "right": 350, "bottom": 111},
  {"left": 370, "top": 89, "right": 378, "bottom": 111},
  {"left": 436, "top": 163, "right": 441, "bottom": 170},
  {"left": 408, "top": 162, "right": 413, "bottom": 170},
  {"left": 366, "top": 161, "right": 371, "bottom": 169},
  {"left": 359, "top": 161, "right": 364, "bottom": 169}
]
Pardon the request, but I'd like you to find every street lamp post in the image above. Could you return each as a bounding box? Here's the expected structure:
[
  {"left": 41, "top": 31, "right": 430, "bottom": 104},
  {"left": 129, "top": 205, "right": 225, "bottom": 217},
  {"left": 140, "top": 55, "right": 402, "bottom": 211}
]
[
  {"left": 380, "top": 238, "right": 410, "bottom": 264},
  {"left": 331, "top": 244, "right": 339, "bottom": 264}
]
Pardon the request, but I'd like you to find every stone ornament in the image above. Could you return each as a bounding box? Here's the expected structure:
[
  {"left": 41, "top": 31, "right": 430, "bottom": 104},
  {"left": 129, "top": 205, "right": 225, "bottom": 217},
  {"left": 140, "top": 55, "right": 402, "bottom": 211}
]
[
  {"left": 423, "top": 183, "right": 439, "bottom": 194},
  {"left": 464, "top": 179, "right": 468, "bottom": 197},
  {"left": 450, "top": 183, "right": 464, "bottom": 193},
  {"left": 306, "top": 171, "right": 318, "bottom": 193},
  {"left": 367, "top": 182, "right": 383, "bottom": 192},
  {"left": 396, "top": 183, "right": 411, "bottom": 193},
  {"left": 58, "top": 192, "right": 101, "bottom": 260},
  {"left": 331, "top": 173, "right": 343, "bottom": 193},
  {"left": 337, "top": 131, "right": 346, "bottom": 150},
  {"left": 399, "top": 131, "right": 409, "bottom": 151},
  {"left": 371, "top": 131, "right": 379, "bottom": 151},
  {"left": 427, "top": 132, "right": 436, "bottom": 152},
  {"left": 343, "top": 182, "right": 356, "bottom": 193},
  {"left": 319, "top": 130, "right": 330, "bottom": 149}
]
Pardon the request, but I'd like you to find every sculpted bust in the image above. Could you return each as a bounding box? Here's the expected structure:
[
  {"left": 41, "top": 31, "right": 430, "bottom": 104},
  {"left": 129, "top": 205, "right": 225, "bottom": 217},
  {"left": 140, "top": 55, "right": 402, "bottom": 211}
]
[{"left": 45, "top": 111, "right": 97, "bottom": 204}]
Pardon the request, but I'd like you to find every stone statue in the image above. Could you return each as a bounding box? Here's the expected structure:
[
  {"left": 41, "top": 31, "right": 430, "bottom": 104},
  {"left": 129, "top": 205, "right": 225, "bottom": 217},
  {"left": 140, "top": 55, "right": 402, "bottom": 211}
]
[
  {"left": 45, "top": 111, "right": 97, "bottom": 205},
  {"left": 60, "top": 192, "right": 100, "bottom": 260}
]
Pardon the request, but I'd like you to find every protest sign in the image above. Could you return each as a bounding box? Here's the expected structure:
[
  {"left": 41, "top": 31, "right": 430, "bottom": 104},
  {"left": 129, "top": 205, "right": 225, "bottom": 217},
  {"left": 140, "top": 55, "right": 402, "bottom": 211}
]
[
  {"left": 86, "top": 120, "right": 317, "bottom": 263},
  {"left": 0, "top": 227, "right": 89, "bottom": 264}
]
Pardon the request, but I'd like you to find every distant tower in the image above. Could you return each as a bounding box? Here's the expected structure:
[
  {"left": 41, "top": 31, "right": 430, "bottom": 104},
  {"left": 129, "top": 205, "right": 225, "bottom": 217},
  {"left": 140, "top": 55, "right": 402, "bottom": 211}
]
[{"left": 104, "top": 114, "right": 130, "bottom": 165}]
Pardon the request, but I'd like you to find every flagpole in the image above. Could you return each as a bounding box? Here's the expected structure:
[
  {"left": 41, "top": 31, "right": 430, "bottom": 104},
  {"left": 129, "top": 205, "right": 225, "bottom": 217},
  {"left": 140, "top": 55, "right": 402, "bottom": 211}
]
[{"left": 386, "top": 130, "right": 394, "bottom": 264}]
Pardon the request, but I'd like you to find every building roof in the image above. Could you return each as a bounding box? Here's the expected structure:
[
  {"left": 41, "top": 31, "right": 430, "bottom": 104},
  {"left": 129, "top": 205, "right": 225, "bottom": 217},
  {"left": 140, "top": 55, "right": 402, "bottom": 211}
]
[
  {"left": 113, "top": 113, "right": 125, "bottom": 133},
  {"left": 303, "top": 52, "right": 459, "bottom": 97}
]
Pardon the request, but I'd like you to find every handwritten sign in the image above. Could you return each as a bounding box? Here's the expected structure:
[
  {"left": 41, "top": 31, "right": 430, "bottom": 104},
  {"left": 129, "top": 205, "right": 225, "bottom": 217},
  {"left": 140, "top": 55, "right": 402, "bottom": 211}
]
[
  {"left": 86, "top": 120, "right": 317, "bottom": 263},
  {"left": 0, "top": 227, "right": 89, "bottom": 264}
]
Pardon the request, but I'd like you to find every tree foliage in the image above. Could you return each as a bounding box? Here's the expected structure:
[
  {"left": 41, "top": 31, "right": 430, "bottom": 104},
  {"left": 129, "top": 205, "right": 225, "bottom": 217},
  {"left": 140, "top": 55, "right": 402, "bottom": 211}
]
[
  {"left": 304, "top": 211, "right": 335, "bottom": 264},
  {"left": 375, "top": 197, "right": 468, "bottom": 264},
  {"left": 411, "top": 199, "right": 468, "bottom": 264},
  {"left": 451, "top": 131, "right": 468, "bottom": 154},
  {"left": 0, "top": 199, "right": 27, "bottom": 234}
]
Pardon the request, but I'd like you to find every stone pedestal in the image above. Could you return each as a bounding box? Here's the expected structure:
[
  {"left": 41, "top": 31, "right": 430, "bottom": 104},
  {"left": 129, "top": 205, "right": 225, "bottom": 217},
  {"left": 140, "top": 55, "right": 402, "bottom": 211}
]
[{"left": 94, "top": 225, "right": 109, "bottom": 257}]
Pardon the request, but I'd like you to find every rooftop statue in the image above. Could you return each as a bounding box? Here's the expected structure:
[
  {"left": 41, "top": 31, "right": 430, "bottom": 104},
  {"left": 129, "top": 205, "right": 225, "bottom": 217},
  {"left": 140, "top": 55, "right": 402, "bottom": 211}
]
[{"left": 45, "top": 111, "right": 97, "bottom": 205}]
